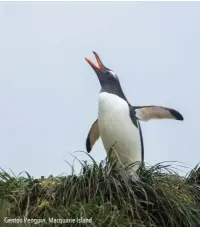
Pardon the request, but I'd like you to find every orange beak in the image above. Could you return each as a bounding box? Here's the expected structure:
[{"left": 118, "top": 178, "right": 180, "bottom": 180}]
[{"left": 85, "top": 52, "right": 103, "bottom": 71}]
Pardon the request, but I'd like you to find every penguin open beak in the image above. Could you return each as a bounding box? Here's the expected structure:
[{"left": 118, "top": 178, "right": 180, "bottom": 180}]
[{"left": 85, "top": 52, "right": 105, "bottom": 73}]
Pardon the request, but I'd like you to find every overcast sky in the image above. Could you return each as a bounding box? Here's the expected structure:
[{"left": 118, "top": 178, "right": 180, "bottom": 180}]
[{"left": 0, "top": 2, "right": 199, "bottom": 178}]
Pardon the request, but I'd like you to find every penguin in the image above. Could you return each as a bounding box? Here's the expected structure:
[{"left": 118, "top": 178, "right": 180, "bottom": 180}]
[{"left": 85, "top": 51, "right": 183, "bottom": 174}]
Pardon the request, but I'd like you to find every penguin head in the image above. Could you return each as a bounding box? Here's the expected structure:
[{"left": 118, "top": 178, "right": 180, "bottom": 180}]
[{"left": 85, "top": 52, "right": 119, "bottom": 87}]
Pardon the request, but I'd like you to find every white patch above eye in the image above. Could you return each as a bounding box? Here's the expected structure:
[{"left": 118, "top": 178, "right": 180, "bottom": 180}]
[{"left": 109, "top": 70, "right": 118, "bottom": 78}]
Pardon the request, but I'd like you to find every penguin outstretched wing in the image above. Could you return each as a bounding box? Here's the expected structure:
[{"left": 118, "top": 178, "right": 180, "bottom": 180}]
[
  {"left": 86, "top": 119, "right": 100, "bottom": 152},
  {"left": 133, "top": 106, "right": 184, "bottom": 122}
]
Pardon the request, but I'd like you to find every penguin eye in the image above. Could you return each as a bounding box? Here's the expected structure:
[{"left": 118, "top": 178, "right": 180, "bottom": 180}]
[{"left": 109, "top": 70, "right": 118, "bottom": 79}]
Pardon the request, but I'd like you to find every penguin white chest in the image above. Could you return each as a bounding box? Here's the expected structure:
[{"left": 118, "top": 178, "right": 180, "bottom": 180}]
[{"left": 98, "top": 92, "right": 142, "bottom": 168}]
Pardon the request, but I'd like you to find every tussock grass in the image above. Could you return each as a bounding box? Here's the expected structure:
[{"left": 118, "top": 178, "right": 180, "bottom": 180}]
[{"left": 0, "top": 155, "right": 200, "bottom": 227}]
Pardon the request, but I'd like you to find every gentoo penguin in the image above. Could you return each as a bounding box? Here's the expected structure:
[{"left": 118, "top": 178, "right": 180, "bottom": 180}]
[{"left": 85, "top": 52, "right": 183, "bottom": 173}]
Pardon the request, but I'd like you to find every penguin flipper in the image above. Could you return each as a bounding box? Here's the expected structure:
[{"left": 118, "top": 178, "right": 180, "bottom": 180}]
[
  {"left": 86, "top": 119, "right": 100, "bottom": 153},
  {"left": 133, "top": 106, "right": 184, "bottom": 122}
]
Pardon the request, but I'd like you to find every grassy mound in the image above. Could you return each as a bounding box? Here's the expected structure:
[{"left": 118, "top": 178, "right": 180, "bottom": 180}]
[{"left": 0, "top": 157, "right": 200, "bottom": 227}]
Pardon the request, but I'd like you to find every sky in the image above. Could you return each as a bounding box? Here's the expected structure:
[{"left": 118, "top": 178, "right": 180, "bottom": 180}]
[{"left": 0, "top": 2, "right": 199, "bottom": 178}]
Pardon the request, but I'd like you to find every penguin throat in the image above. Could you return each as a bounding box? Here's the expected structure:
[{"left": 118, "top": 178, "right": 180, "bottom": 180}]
[{"left": 101, "top": 85, "right": 127, "bottom": 102}]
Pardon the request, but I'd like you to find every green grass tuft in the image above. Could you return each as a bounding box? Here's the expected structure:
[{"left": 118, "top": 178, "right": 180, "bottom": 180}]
[{"left": 0, "top": 156, "right": 200, "bottom": 227}]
